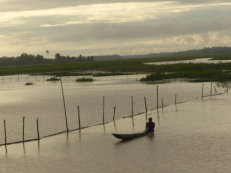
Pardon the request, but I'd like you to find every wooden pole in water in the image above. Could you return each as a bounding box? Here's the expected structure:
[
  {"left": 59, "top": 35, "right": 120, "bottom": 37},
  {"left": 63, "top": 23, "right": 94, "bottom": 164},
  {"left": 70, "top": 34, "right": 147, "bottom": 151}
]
[
  {"left": 113, "top": 106, "right": 116, "bottom": 121},
  {"left": 60, "top": 77, "right": 69, "bottom": 132},
  {"left": 157, "top": 85, "right": 159, "bottom": 112},
  {"left": 131, "top": 96, "right": 134, "bottom": 117},
  {"left": 103, "top": 96, "right": 105, "bottom": 124},
  {"left": 144, "top": 97, "right": 148, "bottom": 120},
  {"left": 23, "top": 117, "right": 25, "bottom": 143},
  {"left": 77, "top": 106, "right": 81, "bottom": 130},
  {"left": 36, "top": 118, "right": 40, "bottom": 141},
  {"left": 4, "top": 120, "right": 7, "bottom": 148},
  {"left": 210, "top": 81, "right": 212, "bottom": 96},
  {"left": 227, "top": 84, "right": 229, "bottom": 94},
  {"left": 161, "top": 98, "right": 164, "bottom": 110},
  {"left": 202, "top": 83, "right": 204, "bottom": 98},
  {"left": 175, "top": 94, "right": 177, "bottom": 111}
]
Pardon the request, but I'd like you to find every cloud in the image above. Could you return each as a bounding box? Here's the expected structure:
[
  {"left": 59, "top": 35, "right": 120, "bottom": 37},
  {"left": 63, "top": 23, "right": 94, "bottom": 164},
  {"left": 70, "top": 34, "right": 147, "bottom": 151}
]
[
  {"left": 1, "top": 0, "right": 231, "bottom": 56},
  {"left": 1, "top": 1, "right": 231, "bottom": 28}
]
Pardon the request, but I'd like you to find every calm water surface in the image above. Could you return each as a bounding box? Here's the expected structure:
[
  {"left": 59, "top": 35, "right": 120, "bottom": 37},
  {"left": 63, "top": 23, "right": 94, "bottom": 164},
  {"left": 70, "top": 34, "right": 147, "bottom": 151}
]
[
  {"left": 145, "top": 58, "right": 231, "bottom": 65},
  {"left": 0, "top": 75, "right": 225, "bottom": 144},
  {"left": 1, "top": 94, "right": 231, "bottom": 173}
]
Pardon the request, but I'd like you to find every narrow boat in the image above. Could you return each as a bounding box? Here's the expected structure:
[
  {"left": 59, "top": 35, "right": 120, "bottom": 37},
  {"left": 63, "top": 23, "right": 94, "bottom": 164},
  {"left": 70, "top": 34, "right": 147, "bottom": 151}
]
[{"left": 112, "top": 131, "right": 154, "bottom": 140}]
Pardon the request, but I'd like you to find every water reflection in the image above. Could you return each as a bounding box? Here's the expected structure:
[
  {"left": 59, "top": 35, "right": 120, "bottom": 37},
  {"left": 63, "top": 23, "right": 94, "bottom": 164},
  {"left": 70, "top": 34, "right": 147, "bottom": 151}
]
[
  {"left": 103, "top": 124, "right": 106, "bottom": 133},
  {"left": 37, "top": 141, "right": 40, "bottom": 154},
  {"left": 157, "top": 112, "right": 160, "bottom": 126},
  {"left": 78, "top": 131, "right": 82, "bottom": 144},
  {"left": 113, "top": 121, "right": 117, "bottom": 131},
  {"left": 131, "top": 117, "right": 135, "bottom": 130},
  {"left": 66, "top": 133, "right": 69, "bottom": 145},
  {"left": 115, "top": 133, "right": 155, "bottom": 146},
  {"left": 23, "top": 143, "right": 26, "bottom": 155},
  {"left": 5, "top": 145, "right": 7, "bottom": 154}
]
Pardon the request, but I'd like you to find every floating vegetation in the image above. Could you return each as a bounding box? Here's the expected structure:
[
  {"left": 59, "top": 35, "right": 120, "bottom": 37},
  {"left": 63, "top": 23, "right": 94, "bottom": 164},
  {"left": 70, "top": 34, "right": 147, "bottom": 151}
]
[
  {"left": 93, "top": 72, "right": 129, "bottom": 77},
  {"left": 46, "top": 77, "right": 60, "bottom": 81},
  {"left": 141, "top": 69, "right": 231, "bottom": 83},
  {"left": 76, "top": 77, "right": 94, "bottom": 82},
  {"left": 25, "top": 82, "right": 34, "bottom": 85}
]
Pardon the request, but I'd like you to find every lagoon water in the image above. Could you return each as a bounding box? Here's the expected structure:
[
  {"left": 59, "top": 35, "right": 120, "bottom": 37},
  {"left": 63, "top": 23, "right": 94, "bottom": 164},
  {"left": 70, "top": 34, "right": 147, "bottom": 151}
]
[
  {"left": 1, "top": 92, "right": 231, "bottom": 173},
  {"left": 145, "top": 57, "right": 231, "bottom": 65},
  {"left": 0, "top": 75, "right": 225, "bottom": 144}
]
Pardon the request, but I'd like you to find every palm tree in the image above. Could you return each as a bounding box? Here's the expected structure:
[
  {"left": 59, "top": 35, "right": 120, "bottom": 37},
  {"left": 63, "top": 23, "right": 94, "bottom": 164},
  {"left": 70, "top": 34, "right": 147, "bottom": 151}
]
[{"left": 46, "top": 50, "right": 49, "bottom": 58}]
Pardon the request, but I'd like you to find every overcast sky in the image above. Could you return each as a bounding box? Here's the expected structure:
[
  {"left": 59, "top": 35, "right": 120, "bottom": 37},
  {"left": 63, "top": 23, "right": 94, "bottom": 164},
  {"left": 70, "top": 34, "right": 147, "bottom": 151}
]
[{"left": 1, "top": 0, "right": 231, "bottom": 57}]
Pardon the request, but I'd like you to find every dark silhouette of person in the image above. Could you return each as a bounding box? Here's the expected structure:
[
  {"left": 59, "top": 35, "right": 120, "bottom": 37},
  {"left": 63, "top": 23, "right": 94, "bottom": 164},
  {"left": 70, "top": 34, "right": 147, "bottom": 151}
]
[{"left": 146, "top": 117, "right": 155, "bottom": 132}]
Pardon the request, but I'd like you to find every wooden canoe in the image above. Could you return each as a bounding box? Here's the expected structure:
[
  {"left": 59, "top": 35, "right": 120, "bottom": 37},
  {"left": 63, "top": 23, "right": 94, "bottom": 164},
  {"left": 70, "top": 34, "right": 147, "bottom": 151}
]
[{"left": 112, "top": 131, "right": 154, "bottom": 140}]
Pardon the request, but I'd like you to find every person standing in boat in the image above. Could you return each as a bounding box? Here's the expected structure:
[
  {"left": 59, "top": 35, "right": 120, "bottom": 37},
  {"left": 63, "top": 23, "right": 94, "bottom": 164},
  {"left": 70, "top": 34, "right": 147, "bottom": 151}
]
[{"left": 146, "top": 117, "right": 155, "bottom": 132}]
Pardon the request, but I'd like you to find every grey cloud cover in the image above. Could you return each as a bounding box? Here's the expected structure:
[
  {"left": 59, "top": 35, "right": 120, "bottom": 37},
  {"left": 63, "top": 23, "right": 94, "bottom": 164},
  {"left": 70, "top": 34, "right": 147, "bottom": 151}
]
[{"left": 1, "top": 0, "right": 231, "bottom": 56}]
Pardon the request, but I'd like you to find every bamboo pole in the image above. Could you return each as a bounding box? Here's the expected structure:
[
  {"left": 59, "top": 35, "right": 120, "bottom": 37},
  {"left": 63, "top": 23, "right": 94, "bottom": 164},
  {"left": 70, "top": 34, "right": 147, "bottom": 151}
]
[
  {"left": 210, "top": 81, "right": 212, "bottom": 96},
  {"left": 4, "top": 120, "right": 7, "bottom": 152},
  {"left": 202, "top": 83, "right": 204, "bottom": 98},
  {"left": 144, "top": 97, "right": 148, "bottom": 120},
  {"left": 60, "top": 77, "right": 69, "bottom": 132},
  {"left": 227, "top": 84, "right": 229, "bottom": 94},
  {"left": 77, "top": 106, "right": 81, "bottom": 130},
  {"left": 103, "top": 96, "right": 105, "bottom": 124},
  {"left": 23, "top": 117, "right": 25, "bottom": 143},
  {"left": 175, "top": 94, "right": 177, "bottom": 111},
  {"left": 36, "top": 118, "right": 40, "bottom": 141},
  {"left": 113, "top": 106, "right": 116, "bottom": 121},
  {"left": 157, "top": 86, "right": 159, "bottom": 112},
  {"left": 131, "top": 96, "right": 134, "bottom": 117}
]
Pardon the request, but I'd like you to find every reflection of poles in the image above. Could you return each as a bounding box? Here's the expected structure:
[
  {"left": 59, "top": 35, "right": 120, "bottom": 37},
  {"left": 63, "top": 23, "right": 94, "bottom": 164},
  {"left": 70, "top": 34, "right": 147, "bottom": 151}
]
[
  {"left": 144, "top": 97, "right": 148, "bottom": 120},
  {"left": 113, "top": 120, "right": 117, "bottom": 131},
  {"left": 131, "top": 117, "right": 135, "bottom": 129},
  {"left": 60, "top": 77, "right": 69, "bottom": 132},
  {"left": 161, "top": 98, "right": 164, "bottom": 110}
]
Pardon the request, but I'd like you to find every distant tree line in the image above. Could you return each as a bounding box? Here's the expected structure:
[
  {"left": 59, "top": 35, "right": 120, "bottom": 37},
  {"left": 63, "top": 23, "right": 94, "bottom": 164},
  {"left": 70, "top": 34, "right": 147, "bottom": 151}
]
[{"left": 0, "top": 53, "right": 94, "bottom": 66}]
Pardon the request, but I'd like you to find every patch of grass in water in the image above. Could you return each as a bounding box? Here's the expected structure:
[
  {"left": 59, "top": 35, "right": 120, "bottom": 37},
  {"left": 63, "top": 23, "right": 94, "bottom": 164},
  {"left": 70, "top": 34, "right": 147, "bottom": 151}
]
[
  {"left": 46, "top": 77, "right": 60, "bottom": 81},
  {"left": 93, "top": 72, "right": 129, "bottom": 77},
  {"left": 141, "top": 70, "right": 231, "bottom": 82},
  {"left": 25, "top": 82, "right": 34, "bottom": 85},
  {"left": 76, "top": 77, "right": 94, "bottom": 82}
]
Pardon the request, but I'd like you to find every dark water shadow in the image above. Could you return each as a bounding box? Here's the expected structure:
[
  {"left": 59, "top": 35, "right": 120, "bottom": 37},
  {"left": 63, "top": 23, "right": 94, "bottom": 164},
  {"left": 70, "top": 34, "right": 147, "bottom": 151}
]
[
  {"left": 5, "top": 145, "right": 7, "bottom": 154},
  {"left": 131, "top": 117, "right": 135, "bottom": 130},
  {"left": 114, "top": 133, "right": 155, "bottom": 146},
  {"left": 23, "top": 143, "right": 26, "bottom": 155},
  {"left": 103, "top": 124, "right": 106, "bottom": 133},
  {"left": 157, "top": 111, "right": 160, "bottom": 126},
  {"left": 37, "top": 140, "right": 40, "bottom": 154},
  {"left": 113, "top": 121, "right": 117, "bottom": 131},
  {"left": 66, "top": 132, "right": 69, "bottom": 145},
  {"left": 78, "top": 131, "right": 82, "bottom": 145}
]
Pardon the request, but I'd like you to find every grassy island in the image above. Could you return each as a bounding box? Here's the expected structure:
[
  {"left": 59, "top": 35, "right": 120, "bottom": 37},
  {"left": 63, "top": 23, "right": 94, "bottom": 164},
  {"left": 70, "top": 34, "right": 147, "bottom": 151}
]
[{"left": 76, "top": 77, "right": 94, "bottom": 82}]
